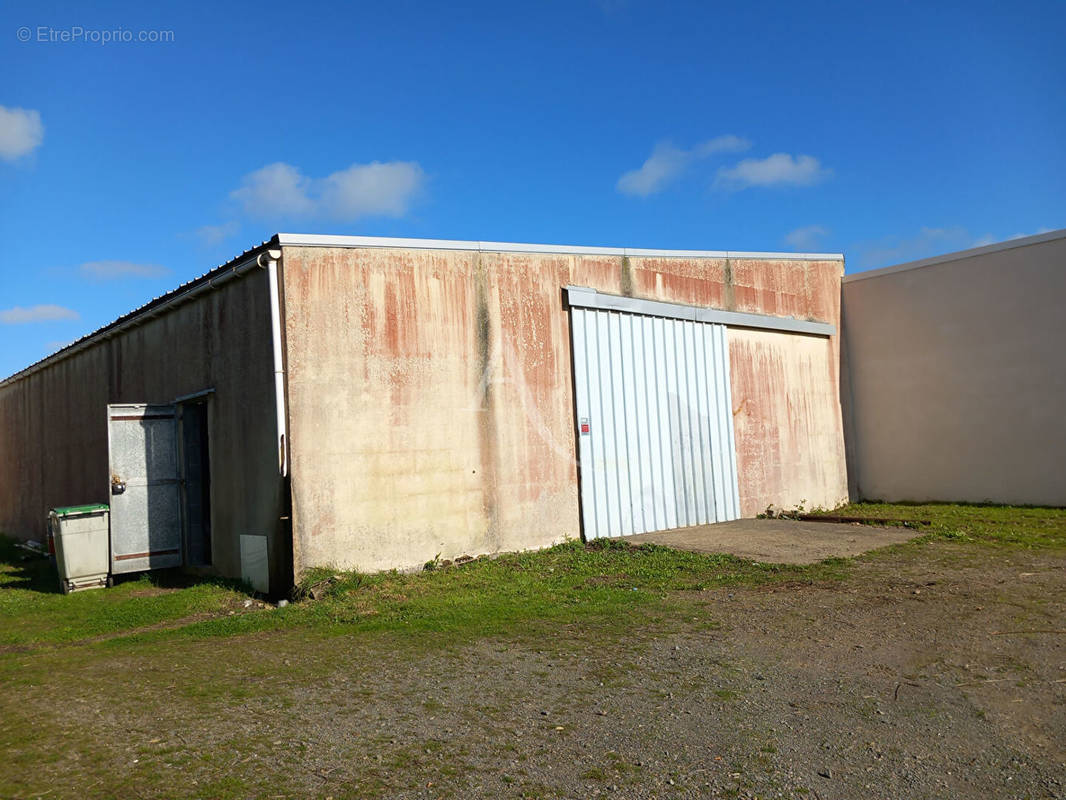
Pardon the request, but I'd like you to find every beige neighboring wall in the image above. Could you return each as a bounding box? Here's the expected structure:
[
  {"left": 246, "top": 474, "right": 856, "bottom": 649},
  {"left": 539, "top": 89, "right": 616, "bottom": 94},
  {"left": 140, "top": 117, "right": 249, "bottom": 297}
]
[
  {"left": 281, "top": 244, "right": 848, "bottom": 575},
  {"left": 842, "top": 231, "right": 1066, "bottom": 506}
]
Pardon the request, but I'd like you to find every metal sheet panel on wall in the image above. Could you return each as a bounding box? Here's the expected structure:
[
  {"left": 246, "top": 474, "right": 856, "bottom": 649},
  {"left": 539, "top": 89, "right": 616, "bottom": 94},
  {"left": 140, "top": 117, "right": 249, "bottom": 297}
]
[{"left": 571, "top": 307, "right": 740, "bottom": 539}]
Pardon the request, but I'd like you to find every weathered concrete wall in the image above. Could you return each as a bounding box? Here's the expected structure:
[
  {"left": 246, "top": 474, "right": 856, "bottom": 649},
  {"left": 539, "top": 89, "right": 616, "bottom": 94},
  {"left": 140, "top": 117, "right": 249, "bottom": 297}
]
[
  {"left": 730, "top": 329, "right": 849, "bottom": 515},
  {"left": 0, "top": 268, "right": 287, "bottom": 590},
  {"left": 842, "top": 234, "right": 1066, "bottom": 506},
  {"left": 282, "top": 245, "right": 846, "bottom": 574}
]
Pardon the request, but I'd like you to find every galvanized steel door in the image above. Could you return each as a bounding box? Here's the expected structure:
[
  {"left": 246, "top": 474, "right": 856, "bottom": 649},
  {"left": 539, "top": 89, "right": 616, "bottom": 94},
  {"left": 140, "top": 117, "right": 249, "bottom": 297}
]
[
  {"left": 570, "top": 308, "right": 740, "bottom": 539},
  {"left": 107, "top": 404, "right": 184, "bottom": 573}
]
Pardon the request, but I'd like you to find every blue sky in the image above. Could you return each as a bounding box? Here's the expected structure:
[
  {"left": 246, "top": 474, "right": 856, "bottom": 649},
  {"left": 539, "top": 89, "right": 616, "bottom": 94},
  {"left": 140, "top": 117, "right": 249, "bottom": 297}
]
[{"left": 1, "top": 0, "right": 1064, "bottom": 378}]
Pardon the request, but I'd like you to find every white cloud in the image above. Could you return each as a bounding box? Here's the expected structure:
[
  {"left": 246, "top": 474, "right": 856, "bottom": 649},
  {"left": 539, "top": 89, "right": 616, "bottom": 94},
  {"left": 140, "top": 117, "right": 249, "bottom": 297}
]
[
  {"left": 617, "top": 135, "right": 750, "bottom": 197},
  {"left": 193, "top": 221, "right": 241, "bottom": 247},
  {"left": 784, "top": 225, "right": 829, "bottom": 251},
  {"left": 617, "top": 142, "right": 689, "bottom": 197},
  {"left": 974, "top": 227, "right": 1056, "bottom": 247},
  {"left": 319, "top": 161, "right": 425, "bottom": 219},
  {"left": 715, "top": 153, "right": 830, "bottom": 190},
  {"left": 595, "top": 0, "right": 630, "bottom": 14},
  {"left": 230, "top": 162, "right": 315, "bottom": 217},
  {"left": 230, "top": 160, "right": 425, "bottom": 220},
  {"left": 853, "top": 226, "right": 972, "bottom": 269},
  {"left": 855, "top": 225, "right": 1064, "bottom": 271},
  {"left": 693, "top": 135, "right": 751, "bottom": 158},
  {"left": 79, "top": 261, "right": 170, "bottom": 280},
  {"left": 0, "top": 305, "right": 79, "bottom": 324},
  {"left": 0, "top": 105, "right": 44, "bottom": 161}
]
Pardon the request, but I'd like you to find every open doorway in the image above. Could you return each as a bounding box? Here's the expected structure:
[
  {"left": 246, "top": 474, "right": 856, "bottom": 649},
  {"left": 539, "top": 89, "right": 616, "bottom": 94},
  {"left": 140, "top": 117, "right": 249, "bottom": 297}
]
[{"left": 179, "top": 399, "right": 212, "bottom": 566}]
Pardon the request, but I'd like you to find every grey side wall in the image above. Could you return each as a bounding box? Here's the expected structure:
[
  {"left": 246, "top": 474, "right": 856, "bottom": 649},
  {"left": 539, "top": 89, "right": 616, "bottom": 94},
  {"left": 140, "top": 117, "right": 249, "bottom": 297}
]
[
  {"left": 842, "top": 235, "right": 1066, "bottom": 506},
  {"left": 0, "top": 268, "right": 288, "bottom": 590}
]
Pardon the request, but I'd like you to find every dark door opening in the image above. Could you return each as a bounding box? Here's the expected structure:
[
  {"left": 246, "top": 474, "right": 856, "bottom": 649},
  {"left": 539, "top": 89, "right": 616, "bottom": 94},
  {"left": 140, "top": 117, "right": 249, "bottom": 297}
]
[{"left": 180, "top": 400, "right": 212, "bottom": 566}]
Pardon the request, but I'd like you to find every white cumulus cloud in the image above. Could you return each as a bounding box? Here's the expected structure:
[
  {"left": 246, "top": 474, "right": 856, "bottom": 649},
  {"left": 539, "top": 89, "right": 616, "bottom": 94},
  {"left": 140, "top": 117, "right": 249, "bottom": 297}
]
[
  {"left": 855, "top": 225, "right": 1064, "bottom": 271},
  {"left": 715, "top": 153, "right": 830, "bottom": 190},
  {"left": 853, "top": 226, "right": 972, "bottom": 270},
  {"left": 319, "top": 162, "right": 425, "bottom": 219},
  {"left": 0, "top": 305, "right": 79, "bottom": 324},
  {"left": 617, "top": 135, "right": 750, "bottom": 197},
  {"left": 231, "top": 160, "right": 425, "bottom": 220},
  {"left": 0, "top": 105, "right": 44, "bottom": 161},
  {"left": 79, "top": 261, "right": 170, "bottom": 280},
  {"left": 193, "top": 221, "right": 241, "bottom": 247},
  {"left": 784, "top": 225, "right": 830, "bottom": 251},
  {"left": 230, "top": 163, "right": 315, "bottom": 217},
  {"left": 973, "top": 227, "right": 1056, "bottom": 247}
]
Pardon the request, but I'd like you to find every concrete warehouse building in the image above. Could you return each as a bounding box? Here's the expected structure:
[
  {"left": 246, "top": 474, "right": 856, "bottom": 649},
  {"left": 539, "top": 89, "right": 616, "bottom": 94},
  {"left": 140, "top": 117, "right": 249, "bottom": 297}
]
[
  {"left": 0, "top": 234, "right": 849, "bottom": 595},
  {"left": 842, "top": 228, "right": 1066, "bottom": 507}
]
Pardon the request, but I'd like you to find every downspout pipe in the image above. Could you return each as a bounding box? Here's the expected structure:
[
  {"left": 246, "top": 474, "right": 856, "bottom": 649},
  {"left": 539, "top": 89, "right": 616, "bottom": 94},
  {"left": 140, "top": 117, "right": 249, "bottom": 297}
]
[{"left": 258, "top": 249, "right": 288, "bottom": 477}]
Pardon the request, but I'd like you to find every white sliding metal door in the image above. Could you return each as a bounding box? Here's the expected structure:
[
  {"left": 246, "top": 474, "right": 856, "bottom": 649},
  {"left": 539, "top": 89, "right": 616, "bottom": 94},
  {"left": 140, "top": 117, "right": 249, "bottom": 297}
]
[{"left": 570, "top": 307, "right": 740, "bottom": 539}]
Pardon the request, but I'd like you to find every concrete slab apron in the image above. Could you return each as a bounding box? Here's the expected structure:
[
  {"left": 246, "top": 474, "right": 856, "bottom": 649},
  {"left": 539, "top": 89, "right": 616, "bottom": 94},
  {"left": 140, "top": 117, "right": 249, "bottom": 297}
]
[{"left": 624, "top": 518, "right": 918, "bottom": 565}]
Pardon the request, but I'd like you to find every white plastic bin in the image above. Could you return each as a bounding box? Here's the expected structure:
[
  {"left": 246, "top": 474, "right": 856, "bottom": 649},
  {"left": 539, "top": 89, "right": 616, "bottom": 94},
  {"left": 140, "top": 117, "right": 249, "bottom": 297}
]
[{"left": 49, "top": 505, "right": 111, "bottom": 594}]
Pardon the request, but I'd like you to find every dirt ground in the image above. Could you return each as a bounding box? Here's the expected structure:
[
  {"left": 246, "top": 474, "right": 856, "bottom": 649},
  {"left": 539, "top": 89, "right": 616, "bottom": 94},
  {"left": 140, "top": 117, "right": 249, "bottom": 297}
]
[
  {"left": 6, "top": 540, "right": 1064, "bottom": 799},
  {"left": 625, "top": 518, "right": 919, "bottom": 564}
]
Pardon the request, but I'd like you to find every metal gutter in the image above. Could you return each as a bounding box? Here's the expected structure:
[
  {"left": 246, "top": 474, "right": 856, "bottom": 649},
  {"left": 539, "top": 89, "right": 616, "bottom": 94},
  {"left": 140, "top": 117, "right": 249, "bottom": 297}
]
[
  {"left": 565, "top": 286, "right": 836, "bottom": 337},
  {"left": 843, "top": 227, "right": 1066, "bottom": 283},
  {"left": 275, "top": 233, "right": 844, "bottom": 262},
  {"left": 258, "top": 249, "right": 288, "bottom": 477},
  {"left": 0, "top": 239, "right": 279, "bottom": 388}
]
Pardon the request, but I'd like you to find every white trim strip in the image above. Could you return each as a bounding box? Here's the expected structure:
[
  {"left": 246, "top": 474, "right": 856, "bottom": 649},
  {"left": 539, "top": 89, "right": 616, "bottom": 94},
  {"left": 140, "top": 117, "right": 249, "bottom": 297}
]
[
  {"left": 565, "top": 286, "right": 836, "bottom": 336},
  {"left": 843, "top": 227, "right": 1066, "bottom": 283},
  {"left": 276, "top": 232, "right": 843, "bottom": 262}
]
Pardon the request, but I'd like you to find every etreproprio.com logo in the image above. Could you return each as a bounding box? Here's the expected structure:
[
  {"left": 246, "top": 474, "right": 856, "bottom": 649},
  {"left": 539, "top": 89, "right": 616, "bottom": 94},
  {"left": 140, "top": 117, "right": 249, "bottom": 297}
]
[{"left": 16, "top": 25, "right": 175, "bottom": 44}]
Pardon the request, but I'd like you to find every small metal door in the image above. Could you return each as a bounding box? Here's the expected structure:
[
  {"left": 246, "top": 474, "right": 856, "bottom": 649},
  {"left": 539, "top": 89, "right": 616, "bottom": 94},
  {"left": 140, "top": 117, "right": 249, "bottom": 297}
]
[{"left": 107, "top": 403, "right": 184, "bottom": 573}]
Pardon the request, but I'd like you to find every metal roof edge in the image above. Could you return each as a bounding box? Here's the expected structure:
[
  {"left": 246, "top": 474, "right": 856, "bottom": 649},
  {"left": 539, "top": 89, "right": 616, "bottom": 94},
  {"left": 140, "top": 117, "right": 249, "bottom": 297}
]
[
  {"left": 276, "top": 233, "right": 844, "bottom": 261},
  {"left": 843, "top": 227, "right": 1066, "bottom": 283},
  {"left": 0, "top": 237, "right": 279, "bottom": 388}
]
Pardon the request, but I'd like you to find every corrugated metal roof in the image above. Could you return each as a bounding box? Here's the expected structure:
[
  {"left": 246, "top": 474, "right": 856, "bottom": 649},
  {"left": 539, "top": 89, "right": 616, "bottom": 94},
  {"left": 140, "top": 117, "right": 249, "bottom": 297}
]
[{"left": 0, "top": 237, "right": 279, "bottom": 387}]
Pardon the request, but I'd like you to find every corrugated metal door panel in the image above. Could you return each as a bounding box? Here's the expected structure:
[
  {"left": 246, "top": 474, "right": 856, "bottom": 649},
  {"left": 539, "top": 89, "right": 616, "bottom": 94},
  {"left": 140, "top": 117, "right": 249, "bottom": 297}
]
[
  {"left": 571, "top": 308, "right": 741, "bottom": 539},
  {"left": 652, "top": 316, "right": 679, "bottom": 531}
]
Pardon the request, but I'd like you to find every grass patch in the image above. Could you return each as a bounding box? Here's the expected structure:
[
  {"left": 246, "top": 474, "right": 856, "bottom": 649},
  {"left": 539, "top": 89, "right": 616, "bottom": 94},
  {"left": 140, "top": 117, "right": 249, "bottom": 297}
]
[
  {"left": 2, "top": 502, "right": 1063, "bottom": 655},
  {"left": 0, "top": 533, "right": 844, "bottom": 655},
  {"left": 807, "top": 502, "right": 1066, "bottom": 550},
  {"left": 0, "top": 538, "right": 250, "bottom": 648}
]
